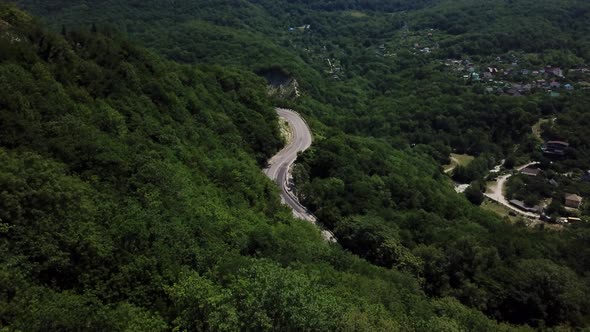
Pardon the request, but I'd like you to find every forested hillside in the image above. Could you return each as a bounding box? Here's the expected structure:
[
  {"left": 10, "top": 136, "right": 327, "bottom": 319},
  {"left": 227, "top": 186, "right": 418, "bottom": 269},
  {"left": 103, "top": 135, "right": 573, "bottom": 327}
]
[
  {"left": 5, "top": 0, "right": 590, "bottom": 329},
  {"left": 0, "top": 4, "right": 527, "bottom": 331}
]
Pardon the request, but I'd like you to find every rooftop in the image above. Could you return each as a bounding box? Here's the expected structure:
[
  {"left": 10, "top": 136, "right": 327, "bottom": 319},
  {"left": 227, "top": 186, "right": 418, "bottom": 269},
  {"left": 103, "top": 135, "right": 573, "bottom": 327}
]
[
  {"left": 565, "top": 193, "right": 583, "bottom": 202},
  {"left": 546, "top": 140, "right": 569, "bottom": 146},
  {"left": 521, "top": 167, "right": 542, "bottom": 176},
  {"left": 509, "top": 199, "right": 542, "bottom": 213}
]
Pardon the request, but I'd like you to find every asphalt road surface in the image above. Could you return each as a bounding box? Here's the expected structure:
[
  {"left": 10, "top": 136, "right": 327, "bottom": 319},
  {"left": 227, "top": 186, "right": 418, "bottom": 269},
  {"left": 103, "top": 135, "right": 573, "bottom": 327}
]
[
  {"left": 484, "top": 161, "right": 541, "bottom": 218},
  {"left": 264, "top": 108, "right": 336, "bottom": 242}
]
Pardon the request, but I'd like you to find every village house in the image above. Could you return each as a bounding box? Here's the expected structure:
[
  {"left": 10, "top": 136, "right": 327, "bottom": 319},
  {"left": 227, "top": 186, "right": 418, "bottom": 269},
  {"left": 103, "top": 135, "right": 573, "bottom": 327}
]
[
  {"left": 487, "top": 67, "right": 499, "bottom": 75},
  {"left": 509, "top": 199, "right": 542, "bottom": 213},
  {"left": 521, "top": 167, "right": 542, "bottom": 176},
  {"left": 565, "top": 193, "right": 583, "bottom": 208},
  {"left": 542, "top": 140, "right": 569, "bottom": 156},
  {"left": 545, "top": 66, "right": 564, "bottom": 77}
]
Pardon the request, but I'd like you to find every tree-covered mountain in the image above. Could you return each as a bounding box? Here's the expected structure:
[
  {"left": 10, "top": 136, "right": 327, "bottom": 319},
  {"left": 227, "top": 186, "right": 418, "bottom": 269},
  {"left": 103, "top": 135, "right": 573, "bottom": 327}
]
[
  {"left": 4, "top": 0, "right": 590, "bottom": 329},
  {"left": 0, "top": 3, "right": 529, "bottom": 331}
]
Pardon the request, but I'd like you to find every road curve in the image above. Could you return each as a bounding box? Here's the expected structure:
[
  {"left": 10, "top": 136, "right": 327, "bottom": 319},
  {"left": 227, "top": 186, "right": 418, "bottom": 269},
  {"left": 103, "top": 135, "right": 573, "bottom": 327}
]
[
  {"left": 264, "top": 108, "right": 336, "bottom": 242},
  {"left": 484, "top": 162, "right": 540, "bottom": 218}
]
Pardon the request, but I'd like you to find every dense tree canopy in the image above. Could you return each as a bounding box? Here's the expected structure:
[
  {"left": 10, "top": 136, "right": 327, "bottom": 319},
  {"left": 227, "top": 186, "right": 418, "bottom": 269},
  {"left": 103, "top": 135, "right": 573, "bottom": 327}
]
[
  {"left": 0, "top": 4, "right": 529, "bottom": 330},
  {"left": 3, "top": 0, "right": 590, "bottom": 329}
]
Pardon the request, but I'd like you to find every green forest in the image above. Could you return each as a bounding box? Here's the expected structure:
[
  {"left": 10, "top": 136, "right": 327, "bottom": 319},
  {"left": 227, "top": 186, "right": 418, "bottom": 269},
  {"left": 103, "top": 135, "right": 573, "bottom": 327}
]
[{"left": 2, "top": 0, "right": 590, "bottom": 330}]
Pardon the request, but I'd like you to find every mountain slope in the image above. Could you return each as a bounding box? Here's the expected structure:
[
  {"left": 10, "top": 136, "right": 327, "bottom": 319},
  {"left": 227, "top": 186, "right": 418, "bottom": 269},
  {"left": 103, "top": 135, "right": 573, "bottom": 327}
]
[
  {"left": 0, "top": 4, "right": 520, "bottom": 331},
  {"left": 6, "top": 0, "right": 590, "bottom": 328}
]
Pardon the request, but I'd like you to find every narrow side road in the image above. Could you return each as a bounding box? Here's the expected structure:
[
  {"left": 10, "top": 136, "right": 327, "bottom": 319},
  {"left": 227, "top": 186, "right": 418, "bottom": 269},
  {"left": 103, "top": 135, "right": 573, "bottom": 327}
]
[
  {"left": 485, "top": 162, "right": 540, "bottom": 218},
  {"left": 264, "top": 108, "right": 336, "bottom": 242},
  {"left": 444, "top": 155, "right": 460, "bottom": 174}
]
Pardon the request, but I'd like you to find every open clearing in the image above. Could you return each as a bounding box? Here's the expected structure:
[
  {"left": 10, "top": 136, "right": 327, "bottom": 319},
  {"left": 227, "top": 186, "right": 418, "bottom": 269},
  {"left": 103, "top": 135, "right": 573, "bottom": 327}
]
[
  {"left": 344, "top": 10, "right": 368, "bottom": 18},
  {"left": 481, "top": 199, "right": 523, "bottom": 223},
  {"left": 444, "top": 153, "right": 475, "bottom": 173},
  {"left": 532, "top": 118, "right": 550, "bottom": 141}
]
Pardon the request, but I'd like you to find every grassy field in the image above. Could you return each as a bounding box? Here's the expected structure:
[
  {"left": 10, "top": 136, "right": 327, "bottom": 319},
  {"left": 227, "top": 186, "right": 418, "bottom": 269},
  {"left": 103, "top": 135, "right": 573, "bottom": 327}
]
[
  {"left": 344, "top": 10, "right": 368, "bottom": 18},
  {"left": 532, "top": 118, "right": 551, "bottom": 141},
  {"left": 444, "top": 153, "right": 475, "bottom": 172},
  {"left": 481, "top": 199, "right": 523, "bottom": 223}
]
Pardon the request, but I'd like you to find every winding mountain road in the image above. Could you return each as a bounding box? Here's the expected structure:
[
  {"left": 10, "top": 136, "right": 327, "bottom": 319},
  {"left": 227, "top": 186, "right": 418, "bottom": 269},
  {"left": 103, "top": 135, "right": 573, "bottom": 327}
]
[{"left": 264, "top": 108, "right": 336, "bottom": 242}]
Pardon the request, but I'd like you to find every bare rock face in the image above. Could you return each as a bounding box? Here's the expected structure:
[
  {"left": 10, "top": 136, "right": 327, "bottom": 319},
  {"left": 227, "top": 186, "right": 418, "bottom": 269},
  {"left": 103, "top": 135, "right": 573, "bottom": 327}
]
[
  {"left": 267, "top": 78, "right": 300, "bottom": 99},
  {"left": 257, "top": 67, "right": 301, "bottom": 99}
]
